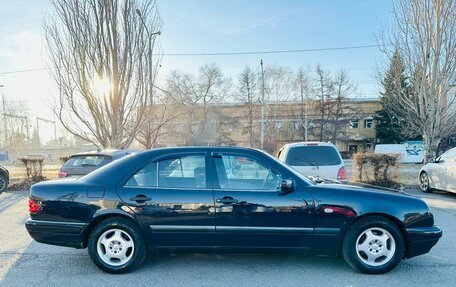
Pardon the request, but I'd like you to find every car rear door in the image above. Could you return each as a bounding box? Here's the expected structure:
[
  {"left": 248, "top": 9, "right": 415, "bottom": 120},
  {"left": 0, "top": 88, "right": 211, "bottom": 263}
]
[
  {"left": 117, "top": 151, "right": 216, "bottom": 247},
  {"left": 211, "top": 152, "right": 314, "bottom": 249}
]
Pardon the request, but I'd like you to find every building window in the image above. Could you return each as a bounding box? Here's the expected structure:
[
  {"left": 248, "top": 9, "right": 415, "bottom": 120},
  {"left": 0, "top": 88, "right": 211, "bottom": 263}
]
[
  {"left": 350, "top": 120, "right": 359, "bottom": 129},
  {"left": 364, "top": 119, "right": 373, "bottom": 129}
]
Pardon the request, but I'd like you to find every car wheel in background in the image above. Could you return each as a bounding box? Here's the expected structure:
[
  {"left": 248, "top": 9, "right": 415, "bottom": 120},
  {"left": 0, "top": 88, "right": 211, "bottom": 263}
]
[
  {"left": 0, "top": 174, "right": 8, "bottom": 193},
  {"left": 88, "top": 218, "right": 147, "bottom": 274},
  {"left": 342, "top": 216, "right": 405, "bottom": 274},
  {"left": 419, "top": 172, "right": 432, "bottom": 193}
]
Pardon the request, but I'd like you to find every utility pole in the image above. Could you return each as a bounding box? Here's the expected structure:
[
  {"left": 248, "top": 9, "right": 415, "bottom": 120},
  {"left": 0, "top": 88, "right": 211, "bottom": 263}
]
[
  {"left": 36, "top": 116, "right": 57, "bottom": 150},
  {"left": 0, "top": 85, "right": 7, "bottom": 146},
  {"left": 260, "top": 60, "right": 265, "bottom": 150},
  {"left": 298, "top": 69, "right": 308, "bottom": 142}
]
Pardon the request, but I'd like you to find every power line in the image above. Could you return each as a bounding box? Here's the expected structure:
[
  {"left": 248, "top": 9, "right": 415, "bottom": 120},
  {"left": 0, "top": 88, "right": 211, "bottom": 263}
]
[
  {"left": 160, "top": 44, "right": 384, "bottom": 56},
  {"left": 0, "top": 43, "right": 385, "bottom": 75}
]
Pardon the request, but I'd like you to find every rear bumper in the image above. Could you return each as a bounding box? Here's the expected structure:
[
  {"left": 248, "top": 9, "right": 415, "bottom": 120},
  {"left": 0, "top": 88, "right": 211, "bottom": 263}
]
[
  {"left": 25, "top": 218, "right": 87, "bottom": 249},
  {"left": 405, "top": 225, "right": 442, "bottom": 258}
]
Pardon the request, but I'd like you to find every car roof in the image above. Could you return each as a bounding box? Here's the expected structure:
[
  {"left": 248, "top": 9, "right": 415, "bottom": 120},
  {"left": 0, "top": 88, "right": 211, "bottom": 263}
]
[
  {"left": 70, "top": 149, "right": 137, "bottom": 158},
  {"left": 282, "top": 142, "right": 336, "bottom": 148}
]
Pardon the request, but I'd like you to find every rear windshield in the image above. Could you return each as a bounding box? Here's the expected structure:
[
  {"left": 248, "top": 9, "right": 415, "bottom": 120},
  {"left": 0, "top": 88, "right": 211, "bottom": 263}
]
[
  {"left": 285, "top": 146, "right": 341, "bottom": 166},
  {"left": 63, "top": 155, "right": 111, "bottom": 168}
]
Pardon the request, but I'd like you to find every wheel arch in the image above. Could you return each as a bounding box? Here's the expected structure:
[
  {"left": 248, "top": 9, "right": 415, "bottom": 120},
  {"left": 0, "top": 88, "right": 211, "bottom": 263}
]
[
  {"left": 338, "top": 212, "right": 408, "bottom": 257},
  {"left": 82, "top": 212, "right": 143, "bottom": 248}
]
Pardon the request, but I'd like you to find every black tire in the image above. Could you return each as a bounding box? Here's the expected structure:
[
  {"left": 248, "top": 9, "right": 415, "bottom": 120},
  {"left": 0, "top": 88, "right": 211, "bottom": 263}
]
[
  {"left": 419, "top": 172, "right": 432, "bottom": 193},
  {"left": 88, "top": 217, "right": 147, "bottom": 274},
  {"left": 0, "top": 174, "right": 8, "bottom": 193},
  {"left": 342, "top": 216, "right": 405, "bottom": 274}
]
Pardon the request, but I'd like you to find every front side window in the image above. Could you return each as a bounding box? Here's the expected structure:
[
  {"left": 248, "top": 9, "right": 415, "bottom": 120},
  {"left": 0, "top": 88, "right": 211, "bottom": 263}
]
[
  {"left": 214, "top": 155, "right": 281, "bottom": 190},
  {"left": 439, "top": 148, "right": 456, "bottom": 162}
]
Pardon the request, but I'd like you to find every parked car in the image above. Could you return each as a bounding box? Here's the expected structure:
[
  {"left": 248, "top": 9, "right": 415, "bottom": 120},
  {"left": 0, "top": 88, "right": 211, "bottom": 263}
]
[
  {"left": 0, "top": 164, "right": 9, "bottom": 193},
  {"left": 58, "top": 149, "right": 136, "bottom": 178},
  {"left": 374, "top": 144, "right": 423, "bottom": 164},
  {"left": 25, "top": 147, "right": 441, "bottom": 274},
  {"left": 419, "top": 147, "right": 456, "bottom": 193},
  {"left": 278, "top": 142, "right": 346, "bottom": 181}
]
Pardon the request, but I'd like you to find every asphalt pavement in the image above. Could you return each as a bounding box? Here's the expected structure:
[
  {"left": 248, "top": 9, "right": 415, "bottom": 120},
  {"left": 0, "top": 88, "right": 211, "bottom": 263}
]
[{"left": 0, "top": 188, "right": 455, "bottom": 287}]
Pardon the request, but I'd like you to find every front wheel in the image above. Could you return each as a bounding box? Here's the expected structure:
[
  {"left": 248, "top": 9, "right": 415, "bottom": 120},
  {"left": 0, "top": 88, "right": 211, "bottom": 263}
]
[
  {"left": 419, "top": 172, "right": 432, "bottom": 193},
  {"left": 342, "top": 216, "right": 405, "bottom": 274},
  {"left": 0, "top": 174, "right": 8, "bottom": 193},
  {"left": 88, "top": 218, "right": 147, "bottom": 273}
]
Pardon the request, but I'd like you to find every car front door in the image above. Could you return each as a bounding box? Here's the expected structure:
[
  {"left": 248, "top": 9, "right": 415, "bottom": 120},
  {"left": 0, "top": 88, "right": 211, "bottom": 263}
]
[
  {"left": 118, "top": 152, "right": 215, "bottom": 247},
  {"left": 211, "top": 152, "right": 314, "bottom": 249}
]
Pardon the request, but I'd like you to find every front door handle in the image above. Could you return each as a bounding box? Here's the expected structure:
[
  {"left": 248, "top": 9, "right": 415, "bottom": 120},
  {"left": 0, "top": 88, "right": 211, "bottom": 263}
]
[
  {"left": 216, "top": 196, "right": 238, "bottom": 204},
  {"left": 129, "top": 194, "right": 152, "bottom": 202}
]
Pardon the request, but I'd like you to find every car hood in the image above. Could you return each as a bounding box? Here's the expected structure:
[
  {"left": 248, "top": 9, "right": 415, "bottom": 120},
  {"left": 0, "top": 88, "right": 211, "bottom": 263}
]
[{"left": 317, "top": 182, "right": 411, "bottom": 197}]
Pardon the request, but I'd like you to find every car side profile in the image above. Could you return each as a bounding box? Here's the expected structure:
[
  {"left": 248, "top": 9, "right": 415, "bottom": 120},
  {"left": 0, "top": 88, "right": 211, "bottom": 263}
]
[
  {"left": 26, "top": 147, "right": 441, "bottom": 274},
  {"left": 419, "top": 147, "right": 456, "bottom": 193}
]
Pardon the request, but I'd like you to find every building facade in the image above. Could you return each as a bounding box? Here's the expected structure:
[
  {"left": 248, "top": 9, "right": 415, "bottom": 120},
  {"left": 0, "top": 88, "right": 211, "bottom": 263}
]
[{"left": 156, "top": 98, "right": 381, "bottom": 153}]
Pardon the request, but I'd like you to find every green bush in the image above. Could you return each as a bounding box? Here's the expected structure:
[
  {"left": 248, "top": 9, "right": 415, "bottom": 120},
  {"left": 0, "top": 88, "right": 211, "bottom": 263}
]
[{"left": 352, "top": 153, "right": 401, "bottom": 188}]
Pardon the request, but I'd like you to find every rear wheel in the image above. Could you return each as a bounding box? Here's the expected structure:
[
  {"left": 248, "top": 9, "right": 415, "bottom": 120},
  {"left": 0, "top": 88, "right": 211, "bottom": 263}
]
[
  {"left": 88, "top": 218, "right": 147, "bottom": 273},
  {"left": 419, "top": 172, "right": 432, "bottom": 193},
  {"left": 0, "top": 174, "right": 8, "bottom": 193},
  {"left": 342, "top": 216, "right": 405, "bottom": 274}
]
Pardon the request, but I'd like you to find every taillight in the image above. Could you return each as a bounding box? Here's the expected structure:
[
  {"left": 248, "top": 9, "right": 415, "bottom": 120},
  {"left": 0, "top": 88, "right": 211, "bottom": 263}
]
[
  {"left": 28, "top": 198, "right": 42, "bottom": 214},
  {"left": 337, "top": 167, "right": 346, "bottom": 180},
  {"left": 58, "top": 171, "right": 68, "bottom": 178}
]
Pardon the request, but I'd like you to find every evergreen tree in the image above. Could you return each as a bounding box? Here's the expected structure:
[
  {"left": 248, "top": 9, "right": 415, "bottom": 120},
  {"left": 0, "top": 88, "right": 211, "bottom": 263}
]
[{"left": 375, "top": 50, "right": 409, "bottom": 144}]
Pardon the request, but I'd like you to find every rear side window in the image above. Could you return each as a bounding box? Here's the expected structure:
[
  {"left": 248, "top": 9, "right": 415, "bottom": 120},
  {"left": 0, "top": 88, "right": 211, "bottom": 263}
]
[
  {"left": 158, "top": 155, "right": 206, "bottom": 188},
  {"left": 63, "top": 155, "right": 111, "bottom": 167},
  {"left": 285, "top": 146, "right": 341, "bottom": 166}
]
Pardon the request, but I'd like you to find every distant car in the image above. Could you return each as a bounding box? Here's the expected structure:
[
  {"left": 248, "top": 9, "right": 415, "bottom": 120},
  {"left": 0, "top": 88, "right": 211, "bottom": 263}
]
[
  {"left": 374, "top": 144, "right": 423, "bottom": 164},
  {"left": 0, "top": 164, "right": 9, "bottom": 193},
  {"left": 58, "top": 149, "right": 136, "bottom": 178},
  {"left": 419, "top": 147, "right": 456, "bottom": 193},
  {"left": 25, "top": 146, "right": 442, "bottom": 274},
  {"left": 278, "top": 142, "right": 346, "bottom": 181}
]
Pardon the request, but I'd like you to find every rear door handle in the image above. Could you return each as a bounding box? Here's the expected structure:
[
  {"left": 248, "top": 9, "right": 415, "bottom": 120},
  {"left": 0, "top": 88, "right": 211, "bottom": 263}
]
[
  {"left": 216, "top": 197, "right": 238, "bottom": 204},
  {"left": 129, "top": 194, "right": 152, "bottom": 202}
]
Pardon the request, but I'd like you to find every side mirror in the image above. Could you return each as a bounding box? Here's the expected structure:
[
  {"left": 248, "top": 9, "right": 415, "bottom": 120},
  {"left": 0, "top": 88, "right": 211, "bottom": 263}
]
[
  {"left": 278, "top": 179, "right": 295, "bottom": 195},
  {"left": 435, "top": 157, "right": 442, "bottom": 163}
]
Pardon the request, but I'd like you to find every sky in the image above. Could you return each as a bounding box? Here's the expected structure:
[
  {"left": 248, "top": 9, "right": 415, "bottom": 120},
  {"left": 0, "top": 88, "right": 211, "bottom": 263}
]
[{"left": 0, "top": 0, "right": 393, "bottom": 143}]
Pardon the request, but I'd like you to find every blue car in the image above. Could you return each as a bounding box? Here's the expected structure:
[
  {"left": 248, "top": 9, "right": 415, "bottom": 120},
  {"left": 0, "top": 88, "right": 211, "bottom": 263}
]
[{"left": 25, "top": 147, "right": 441, "bottom": 274}]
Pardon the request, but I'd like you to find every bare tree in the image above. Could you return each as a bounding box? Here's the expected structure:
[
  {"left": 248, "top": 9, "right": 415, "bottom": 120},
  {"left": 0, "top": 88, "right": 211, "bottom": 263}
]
[
  {"left": 136, "top": 89, "right": 189, "bottom": 149},
  {"left": 45, "top": 0, "right": 162, "bottom": 148},
  {"left": 384, "top": 0, "right": 456, "bottom": 162},
  {"left": 295, "top": 67, "right": 312, "bottom": 141},
  {"left": 262, "top": 65, "right": 294, "bottom": 148},
  {"left": 166, "top": 63, "right": 231, "bottom": 145},
  {"left": 313, "top": 65, "right": 334, "bottom": 142},
  {"left": 237, "top": 66, "right": 258, "bottom": 147},
  {"left": 328, "top": 70, "right": 358, "bottom": 145}
]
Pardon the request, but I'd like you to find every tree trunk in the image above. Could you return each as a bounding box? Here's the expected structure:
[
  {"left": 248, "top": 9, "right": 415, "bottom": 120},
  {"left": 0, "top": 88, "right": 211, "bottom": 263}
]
[{"left": 423, "top": 132, "right": 440, "bottom": 163}]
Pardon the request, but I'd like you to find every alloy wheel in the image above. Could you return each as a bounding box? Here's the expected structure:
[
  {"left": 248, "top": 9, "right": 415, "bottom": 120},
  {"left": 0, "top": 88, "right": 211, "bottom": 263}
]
[
  {"left": 96, "top": 228, "right": 135, "bottom": 266},
  {"left": 355, "top": 227, "right": 396, "bottom": 267}
]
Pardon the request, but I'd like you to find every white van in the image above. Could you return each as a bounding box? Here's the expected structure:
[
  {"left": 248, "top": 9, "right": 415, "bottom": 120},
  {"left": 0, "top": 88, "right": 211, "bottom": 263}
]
[
  {"left": 278, "top": 142, "right": 346, "bottom": 181},
  {"left": 374, "top": 144, "right": 423, "bottom": 163}
]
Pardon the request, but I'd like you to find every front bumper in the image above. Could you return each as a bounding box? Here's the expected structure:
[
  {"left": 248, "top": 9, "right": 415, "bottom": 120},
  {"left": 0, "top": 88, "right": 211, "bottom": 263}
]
[
  {"left": 405, "top": 225, "right": 442, "bottom": 258},
  {"left": 25, "top": 218, "right": 87, "bottom": 249}
]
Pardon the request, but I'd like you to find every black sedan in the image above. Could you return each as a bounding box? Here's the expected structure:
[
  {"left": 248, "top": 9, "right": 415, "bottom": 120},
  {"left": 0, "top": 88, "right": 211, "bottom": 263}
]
[{"left": 25, "top": 147, "right": 442, "bottom": 274}]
